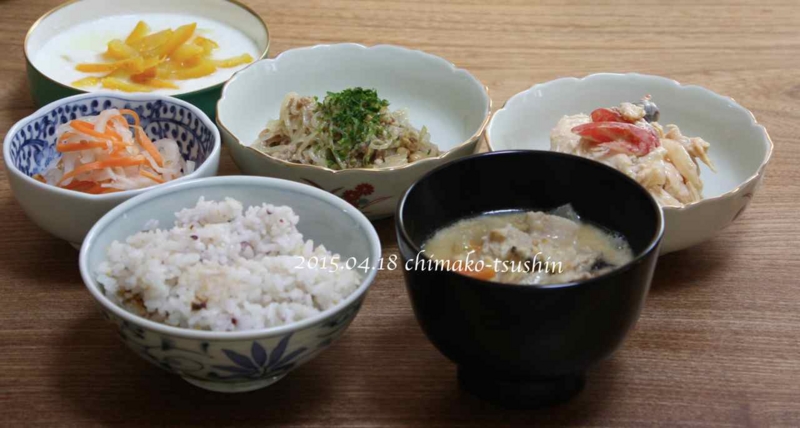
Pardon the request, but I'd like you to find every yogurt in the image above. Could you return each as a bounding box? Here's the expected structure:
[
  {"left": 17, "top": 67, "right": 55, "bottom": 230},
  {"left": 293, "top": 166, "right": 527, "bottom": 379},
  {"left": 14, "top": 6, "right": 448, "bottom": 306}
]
[{"left": 33, "top": 14, "right": 260, "bottom": 95}]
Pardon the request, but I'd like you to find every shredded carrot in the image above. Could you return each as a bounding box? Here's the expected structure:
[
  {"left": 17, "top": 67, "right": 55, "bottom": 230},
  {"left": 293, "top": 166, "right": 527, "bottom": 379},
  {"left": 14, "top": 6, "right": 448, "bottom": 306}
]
[
  {"left": 110, "top": 144, "right": 129, "bottom": 156},
  {"left": 119, "top": 109, "right": 140, "bottom": 127},
  {"left": 135, "top": 127, "right": 163, "bottom": 167},
  {"left": 457, "top": 266, "right": 496, "bottom": 281},
  {"left": 84, "top": 182, "right": 109, "bottom": 194},
  {"left": 62, "top": 180, "right": 96, "bottom": 192},
  {"left": 58, "top": 156, "right": 146, "bottom": 186},
  {"left": 111, "top": 115, "right": 129, "bottom": 128},
  {"left": 43, "top": 106, "right": 184, "bottom": 194},
  {"left": 84, "top": 180, "right": 124, "bottom": 194},
  {"left": 104, "top": 124, "right": 122, "bottom": 140},
  {"left": 70, "top": 120, "right": 121, "bottom": 143},
  {"left": 139, "top": 169, "right": 165, "bottom": 183},
  {"left": 56, "top": 141, "right": 113, "bottom": 152}
]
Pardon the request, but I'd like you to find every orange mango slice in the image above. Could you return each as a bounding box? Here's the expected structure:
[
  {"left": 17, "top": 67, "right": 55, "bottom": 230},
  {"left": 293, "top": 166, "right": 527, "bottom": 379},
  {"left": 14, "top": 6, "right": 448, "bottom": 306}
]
[
  {"left": 105, "top": 39, "right": 138, "bottom": 60},
  {"left": 101, "top": 77, "right": 153, "bottom": 93},
  {"left": 156, "top": 23, "right": 196, "bottom": 57},
  {"left": 215, "top": 53, "right": 253, "bottom": 68},
  {"left": 125, "top": 21, "right": 151, "bottom": 45},
  {"left": 72, "top": 76, "right": 101, "bottom": 88},
  {"left": 72, "top": 21, "right": 252, "bottom": 92},
  {"left": 170, "top": 59, "right": 216, "bottom": 79},
  {"left": 193, "top": 36, "right": 219, "bottom": 55}
]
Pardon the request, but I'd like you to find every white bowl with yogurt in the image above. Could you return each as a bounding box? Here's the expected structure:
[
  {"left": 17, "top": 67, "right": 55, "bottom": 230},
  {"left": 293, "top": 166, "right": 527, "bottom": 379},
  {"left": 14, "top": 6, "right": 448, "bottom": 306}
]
[{"left": 24, "top": 0, "right": 269, "bottom": 117}]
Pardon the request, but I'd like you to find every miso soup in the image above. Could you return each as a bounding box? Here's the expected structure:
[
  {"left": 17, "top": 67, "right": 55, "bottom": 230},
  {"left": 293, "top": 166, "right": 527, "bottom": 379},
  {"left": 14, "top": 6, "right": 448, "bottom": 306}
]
[{"left": 422, "top": 206, "right": 633, "bottom": 285}]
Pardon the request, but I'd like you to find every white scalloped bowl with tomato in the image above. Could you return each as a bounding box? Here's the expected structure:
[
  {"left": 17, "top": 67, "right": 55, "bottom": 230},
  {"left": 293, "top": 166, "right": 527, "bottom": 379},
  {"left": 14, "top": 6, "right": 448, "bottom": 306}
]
[{"left": 485, "top": 73, "right": 773, "bottom": 254}]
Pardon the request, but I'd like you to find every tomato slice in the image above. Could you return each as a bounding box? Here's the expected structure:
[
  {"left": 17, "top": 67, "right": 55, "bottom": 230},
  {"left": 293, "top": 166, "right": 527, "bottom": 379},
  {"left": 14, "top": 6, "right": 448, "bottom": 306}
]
[
  {"left": 590, "top": 108, "right": 625, "bottom": 123},
  {"left": 571, "top": 122, "right": 659, "bottom": 156}
]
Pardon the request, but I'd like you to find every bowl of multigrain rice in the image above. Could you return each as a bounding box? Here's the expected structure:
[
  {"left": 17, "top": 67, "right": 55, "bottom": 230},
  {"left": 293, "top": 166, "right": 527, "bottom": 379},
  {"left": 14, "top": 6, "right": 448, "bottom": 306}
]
[{"left": 79, "top": 175, "right": 381, "bottom": 393}]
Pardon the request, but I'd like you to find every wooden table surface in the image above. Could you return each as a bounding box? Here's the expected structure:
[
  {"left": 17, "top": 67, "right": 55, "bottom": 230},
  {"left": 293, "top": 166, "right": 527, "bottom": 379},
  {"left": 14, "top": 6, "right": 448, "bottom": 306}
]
[{"left": 1, "top": 0, "right": 799, "bottom": 426}]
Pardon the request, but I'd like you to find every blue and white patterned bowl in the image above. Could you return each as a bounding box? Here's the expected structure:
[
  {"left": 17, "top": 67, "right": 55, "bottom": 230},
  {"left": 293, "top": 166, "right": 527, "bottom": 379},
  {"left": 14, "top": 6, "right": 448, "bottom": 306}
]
[
  {"left": 79, "top": 176, "right": 381, "bottom": 393},
  {"left": 3, "top": 92, "right": 221, "bottom": 246}
]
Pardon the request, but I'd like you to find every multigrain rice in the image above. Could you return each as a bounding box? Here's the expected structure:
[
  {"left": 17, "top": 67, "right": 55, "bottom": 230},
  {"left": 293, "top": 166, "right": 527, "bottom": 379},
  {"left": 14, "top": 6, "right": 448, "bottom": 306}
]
[{"left": 96, "top": 197, "right": 362, "bottom": 331}]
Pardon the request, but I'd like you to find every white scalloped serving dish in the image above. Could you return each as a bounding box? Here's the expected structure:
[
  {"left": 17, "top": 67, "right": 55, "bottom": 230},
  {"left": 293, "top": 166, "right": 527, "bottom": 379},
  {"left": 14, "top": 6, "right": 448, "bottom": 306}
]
[
  {"left": 486, "top": 73, "right": 773, "bottom": 253},
  {"left": 217, "top": 43, "right": 491, "bottom": 219}
]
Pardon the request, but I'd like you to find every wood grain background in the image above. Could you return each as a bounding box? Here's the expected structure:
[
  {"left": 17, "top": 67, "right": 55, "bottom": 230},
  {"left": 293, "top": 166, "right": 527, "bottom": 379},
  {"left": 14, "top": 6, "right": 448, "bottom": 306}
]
[{"left": 1, "top": 0, "right": 799, "bottom": 426}]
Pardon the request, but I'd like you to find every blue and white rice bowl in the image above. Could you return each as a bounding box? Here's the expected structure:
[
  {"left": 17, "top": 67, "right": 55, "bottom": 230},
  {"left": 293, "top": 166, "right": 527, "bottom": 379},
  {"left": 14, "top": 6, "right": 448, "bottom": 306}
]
[
  {"left": 79, "top": 176, "right": 381, "bottom": 393},
  {"left": 3, "top": 92, "right": 221, "bottom": 246}
]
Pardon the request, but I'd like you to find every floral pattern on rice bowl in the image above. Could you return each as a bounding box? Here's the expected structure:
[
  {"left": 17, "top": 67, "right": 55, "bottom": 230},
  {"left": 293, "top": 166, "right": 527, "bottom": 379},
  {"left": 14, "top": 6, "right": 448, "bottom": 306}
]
[
  {"left": 302, "top": 179, "right": 391, "bottom": 213},
  {"left": 105, "top": 297, "right": 363, "bottom": 392}
]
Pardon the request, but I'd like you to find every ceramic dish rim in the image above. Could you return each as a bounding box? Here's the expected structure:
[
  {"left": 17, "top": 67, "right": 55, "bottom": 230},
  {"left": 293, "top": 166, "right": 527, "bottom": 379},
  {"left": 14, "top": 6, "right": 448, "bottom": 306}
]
[
  {"left": 23, "top": 0, "right": 271, "bottom": 98},
  {"left": 216, "top": 42, "right": 493, "bottom": 175},
  {"left": 395, "top": 149, "right": 665, "bottom": 291},
  {"left": 2, "top": 91, "right": 222, "bottom": 201},
  {"left": 79, "top": 175, "right": 382, "bottom": 341},
  {"left": 484, "top": 72, "right": 774, "bottom": 213}
]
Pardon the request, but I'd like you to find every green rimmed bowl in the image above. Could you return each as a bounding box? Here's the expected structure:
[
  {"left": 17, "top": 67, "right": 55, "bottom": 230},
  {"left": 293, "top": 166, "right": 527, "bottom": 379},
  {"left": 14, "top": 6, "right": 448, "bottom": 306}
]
[{"left": 24, "top": 0, "right": 269, "bottom": 120}]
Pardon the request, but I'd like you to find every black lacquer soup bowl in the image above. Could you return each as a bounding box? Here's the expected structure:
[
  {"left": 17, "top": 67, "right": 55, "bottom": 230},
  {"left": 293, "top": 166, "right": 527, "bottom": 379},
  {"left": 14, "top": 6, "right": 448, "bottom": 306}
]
[{"left": 395, "top": 150, "right": 664, "bottom": 407}]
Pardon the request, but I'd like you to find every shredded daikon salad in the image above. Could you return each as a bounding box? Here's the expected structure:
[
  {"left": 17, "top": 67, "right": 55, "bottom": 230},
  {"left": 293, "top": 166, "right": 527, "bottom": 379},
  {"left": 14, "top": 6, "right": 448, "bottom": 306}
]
[
  {"left": 71, "top": 21, "right": 253, "bottom": 92},
  {"left": 35, "top": 109, "right": 193, "bottom": 194},
  {"left": 254, "top": 88, "right": 440, "bottom": 170}
]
